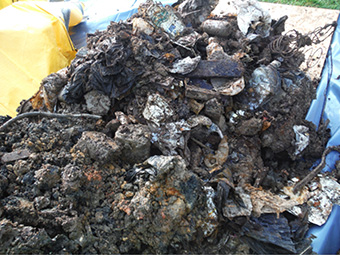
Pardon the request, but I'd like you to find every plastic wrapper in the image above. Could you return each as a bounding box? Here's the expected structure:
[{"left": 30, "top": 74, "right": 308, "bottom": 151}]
[
  {"left": 142, "top": 93, "right": 175, "bottom": 126},
  {"left": 293, "top": 125, "right": 310, "bottom": 156},
  {"left": 286, "top": 176, "right": 340, "bottom": 226},
  {"left": 236, "top": 0, "right": 272, "bottom": 39},
  {"left": 169, "top": 56, "right": 201, "bottom": 75},
  {"left": 150, "top": 120, "right": 191, "bottom": 156},
  {"left": 247, "top": 60, "right": 281, "bottom": 110},
  {"left": 176, "top": 0, "right": 218, "bottom": 28},
  {"left": 202, "top": 186, "right": 218, "bottom": 237},
  {"left": 132, "top": 17, "right": 154, "bottom": 35},
  {"left": 145, "top": 0, "right": 185, "bottom": 38}
]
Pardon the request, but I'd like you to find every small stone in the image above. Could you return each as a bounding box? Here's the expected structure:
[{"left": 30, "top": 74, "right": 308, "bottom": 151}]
[
  {"left": 95, "top": 211, "right": 104, "bottom": 223},
  {"left": 123, "top": 183, "right": 134, "bottom": 191},
  {"left": 84, "top": 90, "right": 111, "bottom": 115},
  {"left": 125, "top": 191, "right": 134, "bottom": 198},
  {"left": 34, "top": 196, "right": 50, "bottom": 210},
  {"left": 72, "top": 131, "right": 121, "bottom": 163},
  {"left": 115, "top": 124, "right": 151, "bottom": 164},
  {"left": 1, "top": 149, "right": 30, "bottom": 163},
  {"left": 204, "top": 98, "right": 223, "bottom": 122}
]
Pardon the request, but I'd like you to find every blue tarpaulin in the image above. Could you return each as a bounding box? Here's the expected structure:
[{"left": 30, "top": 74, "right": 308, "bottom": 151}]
[
  {"left": 306, "top": 13, "right": 340, "bottom": 255},
  {"left": 70, "top": 1, "right": 340, "bottom": 253}
]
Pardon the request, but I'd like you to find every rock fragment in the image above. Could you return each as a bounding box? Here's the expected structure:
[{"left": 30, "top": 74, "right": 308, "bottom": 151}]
[
  {"left": 115, "top": 124, "right": 151, "bottom": 164},
  {"left": 1, "top": 149, "right": 30, "bottom": 163},
  {"left": 72, "top": 131, "right": 120, "bottom": 163},
  {"left": 84, "top": 90, "right": 111, "bottom": 115},
  {"left": 126, "top": 155, "right": 215, "bottom": 253}
]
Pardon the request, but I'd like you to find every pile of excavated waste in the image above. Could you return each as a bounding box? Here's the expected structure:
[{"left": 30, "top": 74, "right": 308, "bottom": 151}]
[{"left": 1, "top": 0, "right": 339, "bottom": 254}]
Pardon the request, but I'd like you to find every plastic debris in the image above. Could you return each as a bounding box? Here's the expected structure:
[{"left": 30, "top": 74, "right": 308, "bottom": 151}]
[
  {"left": 202, "top": 186, "right": 219, "bottom": 237},
  {"left": 287, "top": 176, "right": 340, "bottom": 226},
  {"left": 177, "top": 0, "right": 218, "bottom": 28},
  {"left": 246, "top": 60, "right": 281, "bottom": 110},
  {"left": 169, "top": 56, "right": 201, "bottom": 75},
  {"left": 293, "top": 125, "right": 310, "bottom": 156},
  {"left": 186, "top": 59, "right": 244, "bottom": 78},
  {"left": 142, "top": 93, "right": 175, "bottom": 126},
  {"left": 132, "top": 17, "right": 154, "bottom": 36},
  {"left": 149, "top": 120, "right": 191, "bottom": 156},
  {"left": 144, "top": 0, "right": 185, "bottom": 38},
  {"left": 241, "top": 214, "right": 298, "bottom": 254},
  {"left": 237, "top": 0, "right": 272, "bottom": 39},
  {"left": 222, "top": 186, "right": 253, "bottom": 218}
]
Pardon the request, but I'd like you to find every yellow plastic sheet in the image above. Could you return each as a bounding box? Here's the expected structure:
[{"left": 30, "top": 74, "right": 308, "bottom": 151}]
[{"left": 0, "top": 2, "right": 79, "bottom": 116}]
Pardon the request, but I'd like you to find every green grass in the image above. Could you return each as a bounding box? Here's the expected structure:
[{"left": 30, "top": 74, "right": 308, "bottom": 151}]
[{"left": 259, "top": 0, "right": 340, "bottom": 10}]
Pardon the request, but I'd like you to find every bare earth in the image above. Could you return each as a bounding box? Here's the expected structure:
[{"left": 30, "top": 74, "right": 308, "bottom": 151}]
[{"left": 260, "top": 3, "right": 339, "bottom": 79}]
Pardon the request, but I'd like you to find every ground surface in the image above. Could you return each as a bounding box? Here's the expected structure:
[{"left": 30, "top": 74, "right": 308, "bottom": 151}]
[{"left": 262, "top": 2, "right": 339, "bottom": 79}]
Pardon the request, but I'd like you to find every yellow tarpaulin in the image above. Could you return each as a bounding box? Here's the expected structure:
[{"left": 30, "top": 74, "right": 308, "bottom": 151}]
[
  {"left": 0, "top": 0, "right": 47, "bottom": 10},
  {"left": 0, "top": 2, "right": 81, "bottom": 116}
]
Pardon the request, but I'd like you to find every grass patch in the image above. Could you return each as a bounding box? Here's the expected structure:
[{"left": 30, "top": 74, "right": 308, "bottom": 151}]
[{"left": 260, "top": 0, "right": 340, "bottom": 10}]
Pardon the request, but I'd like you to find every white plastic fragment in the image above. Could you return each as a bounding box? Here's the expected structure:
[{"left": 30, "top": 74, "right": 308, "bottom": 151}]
[
  {"left": 169, "top": 56, "right": 201, "bottom": 75},
  {"left": 211, "top": 0, "right": 272, "bottom": 39},
  {"left": 293, "top": 125, "right": 310, "bottom": 156},
  {"left": 237, "top": 0, "right": 272, "bottom": 39},
  {"left": 248, "top": 60, "right": 281, "bottom": 110},
  {"left": 150, "top": 120, "right": 191, "bottom": 155},
  {"left": 132, "top": 18, "right": 154, "bottom": 35},
  {"left": 222, "top": 187, "right": 252, "bottom": 218},
  {"left": 308, "top": 190, "right": 333, "bottom": 226},
  {"left": 247, "top": 185, "right": 304, "bottom": 217},
  {"left": 320, "top": 176, "right": 340, "bottom": 204},
  {"left": 217, "top": 77, "right": 245, "bottom": 96},
  {"left": 202, "top": 186, "right": 218, "bottom": 237},
  {"left": 142, "top": 93, "right": 175, "bottom": 126},
  {"left": 229, "top": 110, "right": 245, "bottom": 124},
  {"left": 286, "top": 176, "right": 340, "bottom": 226}
]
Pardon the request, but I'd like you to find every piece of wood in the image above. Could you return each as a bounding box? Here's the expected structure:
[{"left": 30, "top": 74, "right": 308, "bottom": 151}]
[{"left": 185, "top": 84, "right": 220, "bottom": 101}]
